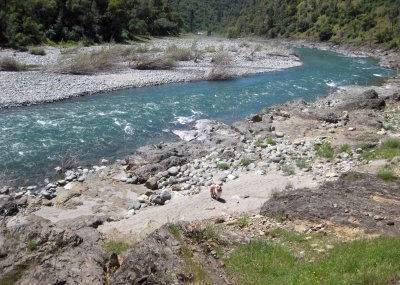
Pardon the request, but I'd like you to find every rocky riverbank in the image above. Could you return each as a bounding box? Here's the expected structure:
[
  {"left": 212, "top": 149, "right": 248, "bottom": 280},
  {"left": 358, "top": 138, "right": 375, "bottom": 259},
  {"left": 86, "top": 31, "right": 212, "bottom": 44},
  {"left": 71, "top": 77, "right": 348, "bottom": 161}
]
[
  {"left": 0, "top": 37, "right": 301, "bottom": 109},
  {"left": 1, "top": 70, "right": 399, "bottom": 283}
]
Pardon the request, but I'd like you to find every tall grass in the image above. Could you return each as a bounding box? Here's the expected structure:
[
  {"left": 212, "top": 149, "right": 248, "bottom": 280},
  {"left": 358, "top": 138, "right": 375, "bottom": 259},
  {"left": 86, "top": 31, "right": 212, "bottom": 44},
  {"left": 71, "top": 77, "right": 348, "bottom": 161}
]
[{"left": 56, "top": 48, "right": 120, "bottom": 74}]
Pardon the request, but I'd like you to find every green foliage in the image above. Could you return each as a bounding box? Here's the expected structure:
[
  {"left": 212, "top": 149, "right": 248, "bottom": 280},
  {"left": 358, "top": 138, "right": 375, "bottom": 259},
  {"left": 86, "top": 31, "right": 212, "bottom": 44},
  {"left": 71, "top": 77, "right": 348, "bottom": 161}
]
[
  {"left": 0, "top": 57, "right": 28, "bottom": 71},
  {"left": 170, "top": 0, "right": 399, "bottom": 49},
  {"left": 181, "top": 244, "right": 211, "bottom": 284},
  {"left": 314, "top": 141, "right": 334, "bottom": 159},
  {"left": 338, "top": 143, "right": 352, "bottom": 154},
  {"left": 0, "top": 0, "right": 183, "bottom": 48},
  {"left": 281, "top": 164, "right": 295, "bottom": 176},
  {"left": 26, "top": 239, "right": 38, "bottom": 251},
  {"left": 204, "top": 223, "right": 219, "bottom": 240},
  {"left": 239, "top": 158, "right": 253, "bottom": 167},
  {"left": 104, "top": 240, "right": 132, "bottom": 255},
  {"left": 361, "top": 139, "right": 400, "bottom": 160},
  {"left": 270, "top": 187, "right": 280, "bottom": 199},
  {"left": 216, "top": 162, "right": 230, "bottom": 170},
  {"left": 377, "top": 168, "right": 397, "bottom": 181},
  {"left": 295, "top": 158, "right": 310, "bottom": 170},
  {"left": 225, "top": 236, "right": 400, "bottom": 285},
  {"left": 235, "top": 215, "right": 250, "bottom": 227},
  {"left": 266, "top": 138, "right": 277, "bottom": 146},
  {"left": 0, "top": 267, "right": 27, "bottom": 285},
  {"left": 168, "top": 224, "right": 181, "bottom": 240}
]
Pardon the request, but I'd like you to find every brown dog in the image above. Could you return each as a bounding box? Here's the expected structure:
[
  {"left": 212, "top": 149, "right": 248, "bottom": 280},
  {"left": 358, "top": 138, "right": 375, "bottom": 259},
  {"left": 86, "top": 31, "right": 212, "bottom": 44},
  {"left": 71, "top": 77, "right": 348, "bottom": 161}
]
[{"left": 210, "top": 184, "right": 222, "bottom": 199}]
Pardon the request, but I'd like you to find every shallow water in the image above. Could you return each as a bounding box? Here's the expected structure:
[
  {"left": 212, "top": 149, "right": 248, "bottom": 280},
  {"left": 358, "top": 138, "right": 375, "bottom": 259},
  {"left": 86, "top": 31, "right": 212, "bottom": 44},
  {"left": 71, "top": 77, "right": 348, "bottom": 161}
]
[{"left": 0, "top": 48, "right": 394, "bottom": 185}]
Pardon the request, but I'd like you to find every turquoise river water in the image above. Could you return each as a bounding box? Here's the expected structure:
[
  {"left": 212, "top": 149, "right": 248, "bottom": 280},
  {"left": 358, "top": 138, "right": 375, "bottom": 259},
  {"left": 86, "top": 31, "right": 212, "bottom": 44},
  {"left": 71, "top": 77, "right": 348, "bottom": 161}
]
[{"left": 0, "top": 48, "right": 395, "bottom": 185}]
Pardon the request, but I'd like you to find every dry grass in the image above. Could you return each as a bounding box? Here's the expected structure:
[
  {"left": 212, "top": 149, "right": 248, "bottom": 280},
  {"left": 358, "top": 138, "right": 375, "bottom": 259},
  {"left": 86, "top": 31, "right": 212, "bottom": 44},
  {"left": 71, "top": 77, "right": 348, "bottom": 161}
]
[
  {"left": 166, "top": 44, "right": 193, "bottom": 61},
  {"left": 55, "top": 48, "right": 121, "bottom": 74},
  {"left": 28, "top": 47, "right": 46, "bottom": 56},
  {"left": 207, "top": 51, "right": 233, "bottom": 80},
  {"left": 0, "top": 57, "right": 28, "bottom": 71},
  {"left": 134, "top": 54, "right": 175, "bottom": 70}
]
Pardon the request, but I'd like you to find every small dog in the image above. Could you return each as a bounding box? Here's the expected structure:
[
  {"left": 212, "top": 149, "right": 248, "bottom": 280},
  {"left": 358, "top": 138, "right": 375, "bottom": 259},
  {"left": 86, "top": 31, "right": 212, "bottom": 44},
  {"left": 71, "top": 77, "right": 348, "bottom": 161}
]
[{"left": 210, "top": 184, "right": 222, "bottom": 200}]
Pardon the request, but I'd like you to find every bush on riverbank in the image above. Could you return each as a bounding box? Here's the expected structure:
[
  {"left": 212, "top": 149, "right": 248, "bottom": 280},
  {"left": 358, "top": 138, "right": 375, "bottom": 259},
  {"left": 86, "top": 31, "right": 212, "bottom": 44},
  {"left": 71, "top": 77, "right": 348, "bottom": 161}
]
[
  {"left": 134, "top": 55, "right": 175, "bottom": 70},
  {"left": 0, "top": 57, "right": 28, "bottom": 71},
  {"left": 207, "top": 51, "right": 233, "bottom": 81},
  {"left": 28, "top": 47, "right": 46, "bottom": 56},
  {"left": 55, "top": 48, "right": 124, "bottom": 75}
]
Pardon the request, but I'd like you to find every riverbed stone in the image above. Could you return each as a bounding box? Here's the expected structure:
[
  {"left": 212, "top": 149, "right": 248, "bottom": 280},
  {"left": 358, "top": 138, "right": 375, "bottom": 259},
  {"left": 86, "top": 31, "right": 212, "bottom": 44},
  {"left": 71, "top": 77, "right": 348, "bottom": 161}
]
[
  {"left": 130, "top": 200, "right": 142, "bottom": 210},
  {"left": 53, "top": 190, "right": 81, "bottom": 208},
  {"left": 145, "top": 177, "right": 158, "bottom": 190},
  {"left": 168, "top": 166, "right": 180, "bottom": 176}
]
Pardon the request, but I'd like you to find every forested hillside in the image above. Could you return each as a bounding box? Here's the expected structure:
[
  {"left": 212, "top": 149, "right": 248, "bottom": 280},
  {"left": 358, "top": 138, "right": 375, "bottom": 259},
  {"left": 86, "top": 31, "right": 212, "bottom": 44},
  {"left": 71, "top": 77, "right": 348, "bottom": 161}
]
[
  {"left": 0, "top": 0, "right": 399, "bottom": 49},
  {"left": 0, "top": 0, "right": 183, "bottom": 47},
  {"left": 172, "top": 0, "right": 400, "bottom": 49}
]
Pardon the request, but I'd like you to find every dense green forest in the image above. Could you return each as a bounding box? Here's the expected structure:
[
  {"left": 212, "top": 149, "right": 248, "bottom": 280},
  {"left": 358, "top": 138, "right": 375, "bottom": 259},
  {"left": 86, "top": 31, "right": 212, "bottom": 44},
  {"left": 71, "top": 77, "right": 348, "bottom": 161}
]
[
  {"left": 172, "top": 0, "right": 400, "bottom": 49},
  {"left": 0, "top": 0, "right": 183, "bottom": 47},
  {"left": 0, "top": 0, "right": 399, "bottom": 49}
]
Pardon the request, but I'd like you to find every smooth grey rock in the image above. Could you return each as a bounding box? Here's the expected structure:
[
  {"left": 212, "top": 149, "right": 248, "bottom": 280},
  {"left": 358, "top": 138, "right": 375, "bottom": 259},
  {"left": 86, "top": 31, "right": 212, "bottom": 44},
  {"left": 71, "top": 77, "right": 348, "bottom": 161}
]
[
  {"left": 145, "top": 177, "right": 158, "bottom": 190},
  {"left": 160, "top": 189, "right": 172, "bottom": 203},
  {"left": 168, "top": 166, "right": 180, "bottom": 176},
  {"left": 271, "top": 156, "right": 282, "bottom": 163}
]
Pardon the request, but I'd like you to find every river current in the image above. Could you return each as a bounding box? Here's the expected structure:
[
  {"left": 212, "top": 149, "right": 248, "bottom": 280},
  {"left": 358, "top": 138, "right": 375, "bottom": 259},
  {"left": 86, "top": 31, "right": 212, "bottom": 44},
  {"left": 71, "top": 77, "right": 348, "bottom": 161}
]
[{"left": 0, "top": 48, "right": 394, "bottom": 185}]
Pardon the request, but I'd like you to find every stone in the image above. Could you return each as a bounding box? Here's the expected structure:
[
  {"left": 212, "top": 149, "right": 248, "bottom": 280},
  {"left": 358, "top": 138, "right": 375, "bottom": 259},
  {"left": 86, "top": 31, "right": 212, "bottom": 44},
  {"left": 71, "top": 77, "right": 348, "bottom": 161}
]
[
  {"left": 227, "top": 174, "right": 238, "bottom": 181},
  {"left": 126, "top": 209, "right": 136, "bottom": 216},
  {"left": 45, "top": 183, "right": 57, "bottom": 190},
  {"left": 126, "top": 176, "right": 138, "bottom": 184},
  {"left": 40, "top": 189, "right": 53, "bottom": 199},
  {"left": 347, "top": 127, "right": 356, "bottom": 131},
  {"left": 271, "top": 156, "right": 282, "bottom": 163},
  {"left": 0, "top": 187, "right": 10, "bottom": 195},
  {"left": 137, "top": 194, "right": 149, "bottom": 203},
  {"left": 362, "top": 89, "right": 378, "bottom": 99},
  {"left": 130, "top": 200, "right": 142, "bottom": 210},
  {"left": 275, "top": 132, "right": 284, "bottom": 138},
  {"left": 53, "top": 190, "right": 81, "bottom": 208},
  {"left": 145, "top": 177, "right": 158, "bottom": 190},
  {"left": 0, "top": 198, "right": 18, "bottom": 216},
  {"left": 255, "top": 170, "right": 266, "bottom": 175},
  {"left": 160, "top": 189, "right": 172, "bottom": 203},
  {"left": 249, "top": 114, "right": 262, "bottom": 123},
  {"left": 168, "top": 166, "right": 180, "bottom": 176}
]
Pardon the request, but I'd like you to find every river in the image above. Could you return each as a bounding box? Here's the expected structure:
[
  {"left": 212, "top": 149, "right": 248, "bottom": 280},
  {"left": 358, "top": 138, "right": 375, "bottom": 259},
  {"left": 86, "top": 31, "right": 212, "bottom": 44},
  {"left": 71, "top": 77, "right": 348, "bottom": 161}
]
[{"left": 0, "top": 48, "right": 394, "bottom": 185}]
